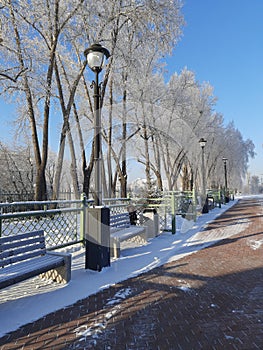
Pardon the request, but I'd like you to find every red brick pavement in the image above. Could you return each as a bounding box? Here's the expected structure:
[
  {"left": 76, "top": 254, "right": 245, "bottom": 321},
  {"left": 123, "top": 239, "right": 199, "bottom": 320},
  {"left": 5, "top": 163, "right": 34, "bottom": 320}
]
[{"left": 0, "top": 198, "right": 263, "bottom": 350}]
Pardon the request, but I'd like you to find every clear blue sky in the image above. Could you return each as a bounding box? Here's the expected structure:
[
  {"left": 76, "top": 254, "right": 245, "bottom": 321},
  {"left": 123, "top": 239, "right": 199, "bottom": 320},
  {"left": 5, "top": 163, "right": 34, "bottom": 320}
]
[
  {"left": 166, "top": 0, "right": 263, "bottom": 178},
  {"left": 1, "top": 0, "right": 263, "bottom": 179}
]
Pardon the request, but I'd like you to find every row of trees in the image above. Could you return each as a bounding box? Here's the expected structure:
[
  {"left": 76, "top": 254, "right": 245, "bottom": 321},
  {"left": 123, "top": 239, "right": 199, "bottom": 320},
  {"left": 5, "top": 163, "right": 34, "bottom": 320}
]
[
  {"left": 0, "top": 0, "right": 255, "bottom": 201},
  {"left": 245, "top": 174, "right": 263, "bottom": 195},
  {"left": 0, "top": 142, "right": 73, "bottom": 201}
]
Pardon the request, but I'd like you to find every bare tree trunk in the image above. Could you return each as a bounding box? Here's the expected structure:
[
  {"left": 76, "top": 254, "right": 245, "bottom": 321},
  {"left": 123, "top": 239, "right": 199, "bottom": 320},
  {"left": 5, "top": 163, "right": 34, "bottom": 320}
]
[
  {"left": 121, "top": 75, "right": 127, "bottom": 198},
  {"left": 8, "top": 0, "right": 47, "bottom": 200},
  {"left": 83, "top": 142, "right": 95, "bottom": 199},
  {"left": 142, "top": 125, "right": 152, "bottom": 195},
  {"left": 52, "top": 59, "right": 86, "bottom": 200},
  {"left": 101, "top": 150, "right": 108, "bottom": 199},
  {"left": 69, "top": 132, "right": 80, "bottom": 199},
  {"left": 107, "top": 78, "right": 113, "bottom": 197}
]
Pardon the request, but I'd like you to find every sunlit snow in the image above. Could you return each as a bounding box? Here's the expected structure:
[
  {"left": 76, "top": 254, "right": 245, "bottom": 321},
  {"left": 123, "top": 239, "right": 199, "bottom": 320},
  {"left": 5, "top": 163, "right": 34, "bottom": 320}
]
[{"left": 0, "top": 198, "right": 251, "bottom": 337}]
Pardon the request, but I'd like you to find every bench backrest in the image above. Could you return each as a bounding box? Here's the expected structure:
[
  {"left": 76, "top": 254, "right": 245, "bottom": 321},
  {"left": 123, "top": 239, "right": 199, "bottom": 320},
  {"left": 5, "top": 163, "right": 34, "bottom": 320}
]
[
  {"left": 0, "top": 230, "right": 46, "bottom": 268},
  {"left": 110, "top": 212, "right": 131, "bottom": 228}
]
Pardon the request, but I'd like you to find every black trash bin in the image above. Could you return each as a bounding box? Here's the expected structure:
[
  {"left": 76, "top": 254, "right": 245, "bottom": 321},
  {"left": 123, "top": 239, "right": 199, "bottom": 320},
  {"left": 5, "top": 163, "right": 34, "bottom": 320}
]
[
  {"left": 127, "top": 205, "right": 138, "bottom": 225},
  {"left": 85, "top": 207, "right": 110, "bottom": 271}
]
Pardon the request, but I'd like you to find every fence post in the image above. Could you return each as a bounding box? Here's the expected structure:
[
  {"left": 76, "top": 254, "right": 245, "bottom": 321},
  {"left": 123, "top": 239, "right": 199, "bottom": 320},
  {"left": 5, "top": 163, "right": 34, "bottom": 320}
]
[
  {"left": 218, "top": 188, "right": 222, "bottom": 208},
  {"left": 192, "top": 187, "right": 197, "bottom": 221},
  {"left": 80, "top": 193, "right": 87, "bottom": 243},
  {"left": 171, "top": 192, "right": 176, "bottom": 234},
  {"left": 163, "top": 197, "right": 167, "bottom": 230}
]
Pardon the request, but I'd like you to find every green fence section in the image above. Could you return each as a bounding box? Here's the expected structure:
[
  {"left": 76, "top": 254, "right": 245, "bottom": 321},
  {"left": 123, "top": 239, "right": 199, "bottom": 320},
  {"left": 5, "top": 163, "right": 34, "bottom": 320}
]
[
  {"left": 127, "top": 190, "right": 198, "bottom": 234},
  {"left": 0, "top": 198, "right": 87, "bottom": 249},
  {"left": 207, "top": 189, "right": 222, "bottom": 208},
  {"left": 0, "top": 189, "right": 230, "bottom": 248}
]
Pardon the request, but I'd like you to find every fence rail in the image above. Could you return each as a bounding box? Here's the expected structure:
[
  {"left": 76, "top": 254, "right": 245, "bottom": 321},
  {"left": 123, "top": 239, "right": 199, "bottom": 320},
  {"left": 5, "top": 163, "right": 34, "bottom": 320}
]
[{"left": 0, "top": 189, "right": 229, "bottom": 249}]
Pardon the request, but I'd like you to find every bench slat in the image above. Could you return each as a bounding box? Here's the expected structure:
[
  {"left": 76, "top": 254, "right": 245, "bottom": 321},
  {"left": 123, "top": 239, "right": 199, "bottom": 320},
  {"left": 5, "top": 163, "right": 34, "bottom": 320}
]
[
  {"left": 0, "top": 230, "right": 44, "bottom": 244},
  {"left": 0, "top": 235, "right": 45, "bottom": 252},
  {"left": 110, "top": 212, "right": 131, "bottom": 228},
  {"left": 0, "top": 241, "right": 45, "bottom": 260},
  {"left": 0, "top": 248, "right": 46, "bottom": 268},
  {"left": 0, "top": 254, "right": 64, "bottom": 289},
  {"left": 0, "top": 230, "right": 46, "bottom": 268}
]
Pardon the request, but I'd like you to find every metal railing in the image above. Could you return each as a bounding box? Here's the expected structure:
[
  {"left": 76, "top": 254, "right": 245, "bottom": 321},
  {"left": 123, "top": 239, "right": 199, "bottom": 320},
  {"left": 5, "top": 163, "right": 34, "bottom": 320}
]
[
  {"left": 0, "top": 195, "right": 133, "bottom": 248},
  {"left": 0, "top": 189, "right": 228, "bottom": 249},
  {"left": 0, "top": 198, "right": 87, "bottom": 249}
]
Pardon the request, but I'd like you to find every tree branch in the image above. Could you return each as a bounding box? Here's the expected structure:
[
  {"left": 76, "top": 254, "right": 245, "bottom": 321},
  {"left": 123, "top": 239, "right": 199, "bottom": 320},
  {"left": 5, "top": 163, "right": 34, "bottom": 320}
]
[{"left": 0, "top": 67, "right": 28, "bottom": 82}]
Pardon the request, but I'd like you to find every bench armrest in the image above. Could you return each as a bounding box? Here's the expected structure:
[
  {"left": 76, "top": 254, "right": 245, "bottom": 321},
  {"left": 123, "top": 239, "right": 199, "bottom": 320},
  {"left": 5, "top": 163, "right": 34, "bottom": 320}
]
[{"left": 46, "top": 251, "right": 71, "bottom": 283}]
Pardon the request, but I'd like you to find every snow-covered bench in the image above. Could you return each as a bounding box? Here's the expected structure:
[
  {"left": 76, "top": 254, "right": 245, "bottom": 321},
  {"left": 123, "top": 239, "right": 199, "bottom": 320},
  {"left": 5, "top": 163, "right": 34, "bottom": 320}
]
[
  {"left": 110, "top": 212, "right": 147, "bottom": 258},
  {"left": 0, "top": 230, "right": 71, "bottom": 290}
]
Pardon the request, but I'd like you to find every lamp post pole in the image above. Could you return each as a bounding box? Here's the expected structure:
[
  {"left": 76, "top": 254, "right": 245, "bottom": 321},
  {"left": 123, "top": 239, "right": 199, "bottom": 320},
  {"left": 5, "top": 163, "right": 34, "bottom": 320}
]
[
  {"left": 84, "top": 43, "right": 110, "bottom": 206},
  {"left": 93, "top": 69, "right": 101, "bottom": 206},
  {"left": 222, "top": 157, "right": 229, "bottom": 203},
  {"left": 199, "top": 138, "right": 208, "bottom": 213}
]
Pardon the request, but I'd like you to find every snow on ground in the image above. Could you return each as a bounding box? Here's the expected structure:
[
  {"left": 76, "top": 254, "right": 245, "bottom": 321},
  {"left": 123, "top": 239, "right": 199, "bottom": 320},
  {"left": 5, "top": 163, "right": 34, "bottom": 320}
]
[{"left": 0, "top": 198, "right": 251, "bottom": 337}]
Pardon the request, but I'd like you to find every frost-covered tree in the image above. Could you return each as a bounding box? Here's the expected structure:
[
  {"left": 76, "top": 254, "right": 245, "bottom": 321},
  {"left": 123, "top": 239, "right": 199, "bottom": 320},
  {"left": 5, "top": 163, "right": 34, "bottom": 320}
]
[
  {"left": 94, "top": 0, "right": 184, "bottom": 197},
  {"left": 0, "top": 142, "right": 35, "bottom": 200},
  {"left": 0, "top": 0, "right": 254, "bottom": 202},
  {"left": 0, "top": 0, "right": 87, "bottom": 200}
]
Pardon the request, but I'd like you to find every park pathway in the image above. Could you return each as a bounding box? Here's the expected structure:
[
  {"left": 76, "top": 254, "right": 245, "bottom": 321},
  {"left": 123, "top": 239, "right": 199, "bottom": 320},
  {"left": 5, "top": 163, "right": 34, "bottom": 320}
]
[{"left": 0, "top": 197, "right": 263, "bottom": 349}]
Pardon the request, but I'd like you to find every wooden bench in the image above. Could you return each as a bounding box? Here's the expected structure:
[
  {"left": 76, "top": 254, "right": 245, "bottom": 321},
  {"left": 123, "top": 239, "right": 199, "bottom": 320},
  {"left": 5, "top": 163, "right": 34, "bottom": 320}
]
[
  {"left": 110, "top": 212, "right": 147, "bottom": 258},
  {"left": 0, "top": 230, "right": 71, "bottom": 290}
]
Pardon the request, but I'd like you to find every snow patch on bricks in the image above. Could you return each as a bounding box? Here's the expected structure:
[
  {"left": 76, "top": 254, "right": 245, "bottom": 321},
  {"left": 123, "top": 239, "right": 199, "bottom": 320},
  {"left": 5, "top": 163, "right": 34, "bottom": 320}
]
[
  {"left": 247, "top": 239, "right": 263, "bottom": 250},
  {"left": 74, "top": 287, "right": 133, "bottom": 345},
  {"left": 177, "top": 279, "right": 192, "bottom": 292},
  {"left": 105, "top": 287, "right": 133, "bottom": 306}
]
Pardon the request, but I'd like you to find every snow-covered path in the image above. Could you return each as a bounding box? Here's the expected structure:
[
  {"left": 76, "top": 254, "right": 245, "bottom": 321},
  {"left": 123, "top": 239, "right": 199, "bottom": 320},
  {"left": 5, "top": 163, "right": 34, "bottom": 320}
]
[{"left": 0, "top": 199, "right": 248, "bottom": 337}]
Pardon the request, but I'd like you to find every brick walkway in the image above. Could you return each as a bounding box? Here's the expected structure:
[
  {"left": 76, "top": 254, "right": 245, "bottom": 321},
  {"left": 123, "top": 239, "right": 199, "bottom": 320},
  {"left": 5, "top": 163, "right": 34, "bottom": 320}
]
[{"left": 0, "top": 197, "right": 263, "bottom": 350}]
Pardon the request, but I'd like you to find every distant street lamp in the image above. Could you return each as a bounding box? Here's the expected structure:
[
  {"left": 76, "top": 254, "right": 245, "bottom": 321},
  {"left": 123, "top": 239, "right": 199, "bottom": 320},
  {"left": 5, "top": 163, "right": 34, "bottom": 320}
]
[
  {"left": 222, "top": 157, "right": 229, "bottom": 203},
  {"left": 84, "top": 43, "right": 110, "bottom": 206},
  {"left": 199, "top": 138, "right": 208, "bottom": 213}
]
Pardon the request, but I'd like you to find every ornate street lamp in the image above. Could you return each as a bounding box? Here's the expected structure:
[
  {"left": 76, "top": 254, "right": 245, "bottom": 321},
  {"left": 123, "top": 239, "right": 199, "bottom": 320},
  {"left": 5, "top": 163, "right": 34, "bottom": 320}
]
[
  {"left": 85, "top": 43, "right": 110, "bottom": 73},
  {"left": 199, "top": 138, "right": 208, "bottom": 213},
  {"left": 84, "top": 43, "right": 111, "bottom": 272},
  {"left": 84, "top": 43, "right": 110, "bottom": 206}
]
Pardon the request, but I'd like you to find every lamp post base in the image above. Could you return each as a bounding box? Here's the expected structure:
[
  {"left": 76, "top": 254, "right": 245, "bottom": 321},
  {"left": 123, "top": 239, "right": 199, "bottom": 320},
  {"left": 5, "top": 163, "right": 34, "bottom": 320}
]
[
  {"left": 202, "top": 197, "right": 209, "bottom": 214},
  {"left": 85, "top": 207, "right": 110, "bottom": 271}
]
